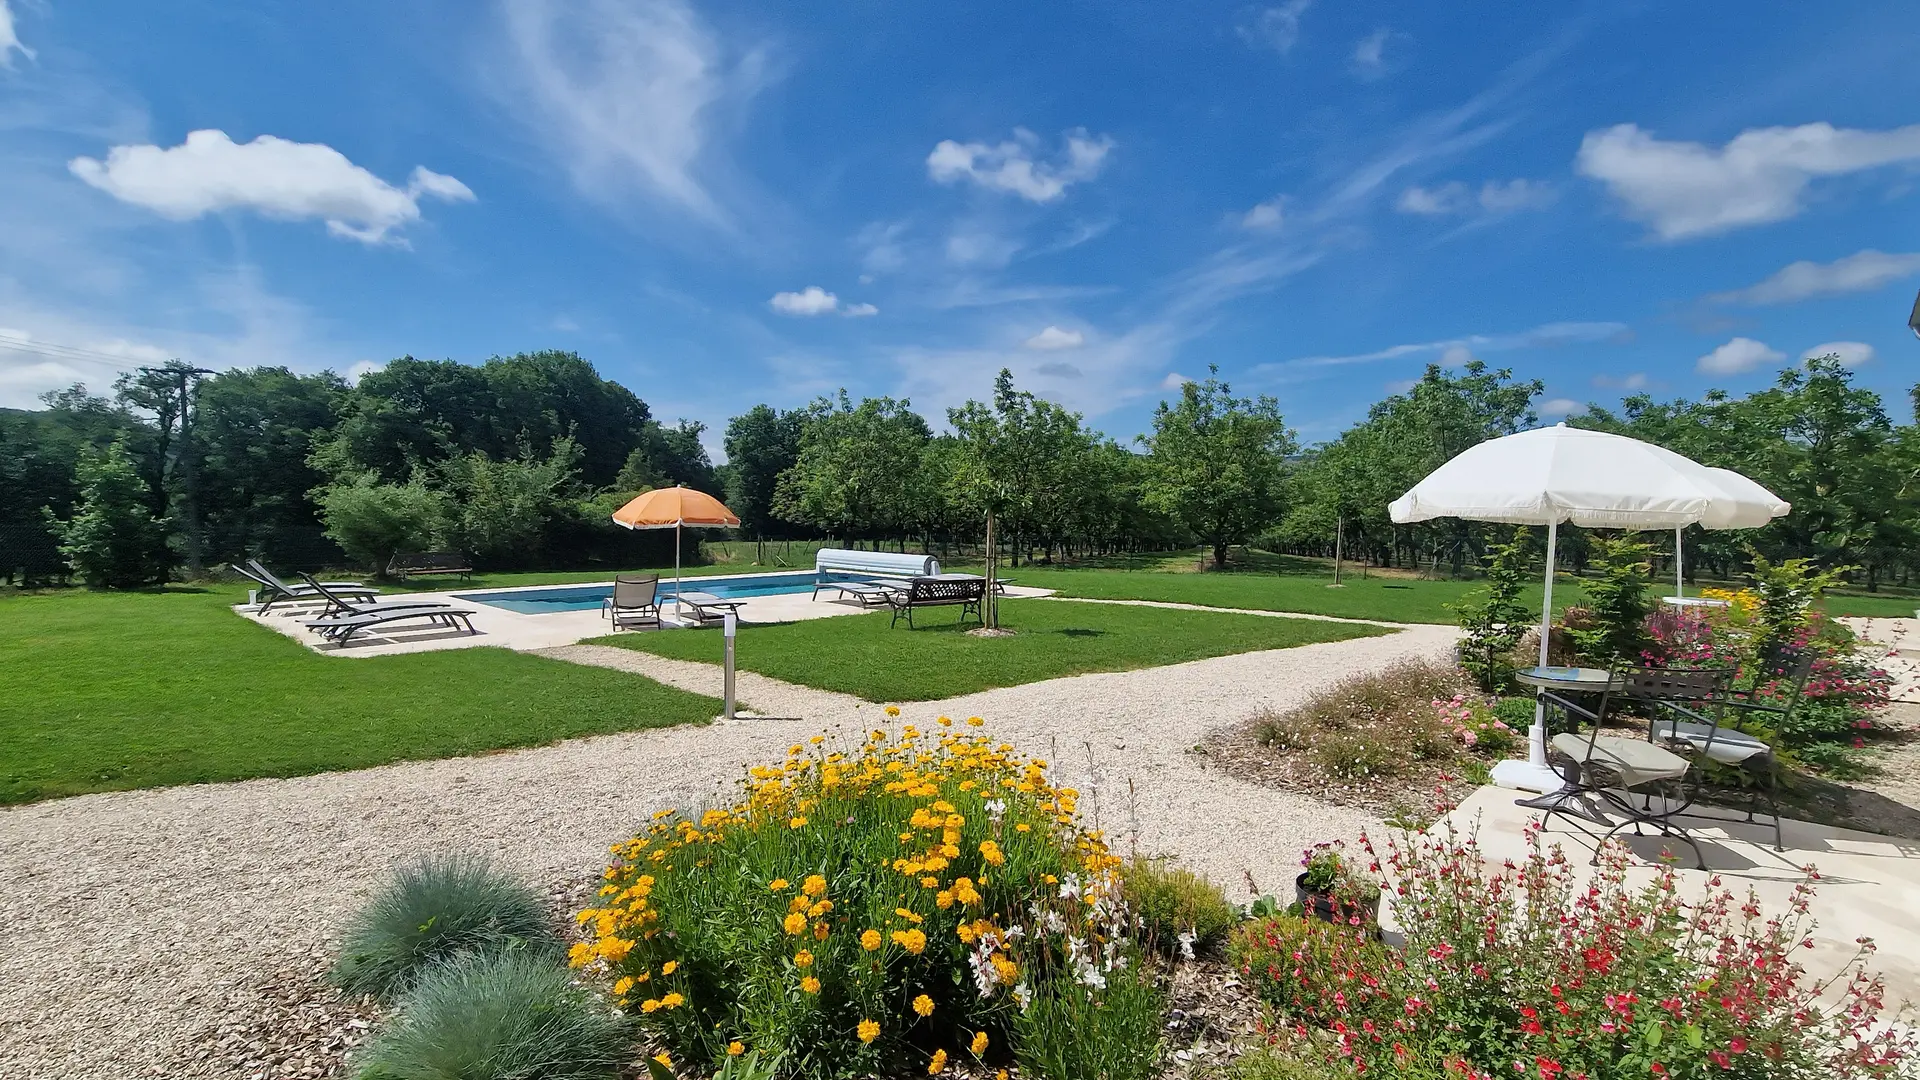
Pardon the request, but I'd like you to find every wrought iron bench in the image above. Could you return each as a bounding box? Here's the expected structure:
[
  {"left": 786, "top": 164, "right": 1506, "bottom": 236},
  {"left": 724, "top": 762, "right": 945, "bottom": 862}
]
[
  {"left": 386, "top": 551, "right": 474, "bottom": 581},
  {"left": 884, "top": 575, "right": 986, "bottom": 629}
]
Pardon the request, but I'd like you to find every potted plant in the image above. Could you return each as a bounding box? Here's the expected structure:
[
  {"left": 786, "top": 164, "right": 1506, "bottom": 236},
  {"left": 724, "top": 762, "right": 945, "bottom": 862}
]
[{"left": 1294, "top": 842, "right": 1380, "bottom": 923}]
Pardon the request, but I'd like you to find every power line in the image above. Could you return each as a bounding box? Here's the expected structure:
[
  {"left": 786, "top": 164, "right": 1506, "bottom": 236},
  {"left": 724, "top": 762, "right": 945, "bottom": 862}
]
[{"left": 0, "top": 335, "right": 179, "bottom": 371}]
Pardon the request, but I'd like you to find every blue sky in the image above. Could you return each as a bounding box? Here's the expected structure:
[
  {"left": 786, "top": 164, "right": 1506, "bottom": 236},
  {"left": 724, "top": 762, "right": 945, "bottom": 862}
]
[{"left": 2, "top": 1, "right": 1917, "bottom": 454}]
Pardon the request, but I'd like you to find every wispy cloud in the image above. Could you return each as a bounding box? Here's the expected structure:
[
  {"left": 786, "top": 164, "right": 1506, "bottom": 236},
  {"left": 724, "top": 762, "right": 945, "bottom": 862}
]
[
  {"left": 1350, "top": 28, "right": 1398, "bottom": 79},
  {"left": 0, "top": 0, "right": 33, "bottom": 66},
  {"left": 1801, "top": 341, "right": 1874, "bottom": 368},
  {"left": 769, "top": 286, "right": 877, "bottom": 317},
  {"left": 1263, "top": 320, "right": 1630, "bottom": 373},
  {"left": 1576, "top": 122, "right": 1920, "bottom": 241},
  {"left": 1396, "top": 178, "right": 1554, "bottom": 216},
  {"left": 1238, "top": 1, "right": 1313, "bottom": 55},
  {"left": 1706, "top": 249, "right": 1920, "bottom": 305},
  {"left": 493, "top": 0, "right": 772, "bottom": 226}
]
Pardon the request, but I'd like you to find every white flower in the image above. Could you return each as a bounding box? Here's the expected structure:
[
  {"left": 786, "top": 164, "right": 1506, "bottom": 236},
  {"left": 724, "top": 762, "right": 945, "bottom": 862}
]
[
  {"left": 983, "top": 798, "right": 1007, "bottom": 821},
  {"left": 1013, "top": 982, "right": 1033, "bottom": 1010},
  {"left": 1176, "top": 929, "right": 1197, "bottom": 961},
  {"left": 1058, "top": 872, "right": 1083, "bottom": 901}
]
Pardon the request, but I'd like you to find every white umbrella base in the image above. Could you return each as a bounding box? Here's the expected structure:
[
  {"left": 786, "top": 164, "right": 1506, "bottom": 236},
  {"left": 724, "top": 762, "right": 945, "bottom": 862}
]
[{"left": 1490, "top": 758, "right": 1562, "bottom": 794}]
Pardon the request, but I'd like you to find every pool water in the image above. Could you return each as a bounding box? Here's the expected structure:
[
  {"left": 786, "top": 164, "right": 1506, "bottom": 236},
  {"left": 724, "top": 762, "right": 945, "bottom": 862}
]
[{"left": 454, "top": 571, "right": 828, "bottom": 615}]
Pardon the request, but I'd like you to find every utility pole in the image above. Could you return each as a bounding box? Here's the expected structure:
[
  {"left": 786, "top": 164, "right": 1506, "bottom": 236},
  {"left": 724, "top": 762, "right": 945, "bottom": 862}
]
[{"left": 140, "top": 362, "right": 216, "bottom": 577}]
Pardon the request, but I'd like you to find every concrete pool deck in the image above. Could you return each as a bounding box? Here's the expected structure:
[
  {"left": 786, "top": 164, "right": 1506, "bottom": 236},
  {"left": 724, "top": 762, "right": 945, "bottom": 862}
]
[{"left": 237, "top": 572, "right": 1056, "bottom": 656}]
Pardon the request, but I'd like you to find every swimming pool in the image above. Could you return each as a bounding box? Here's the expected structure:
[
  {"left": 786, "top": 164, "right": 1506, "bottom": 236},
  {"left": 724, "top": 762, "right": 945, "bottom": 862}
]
[{"left": 454, "top": 571, "right": 829, "bottom": 614}]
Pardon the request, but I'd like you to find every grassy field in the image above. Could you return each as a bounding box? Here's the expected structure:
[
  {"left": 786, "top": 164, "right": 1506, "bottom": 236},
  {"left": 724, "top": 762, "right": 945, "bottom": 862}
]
[
  {"left": 593, "top": 597, "right": 1391, "bottom": 701},
  {"left": 0, "top": 586, "right": 719, "bottom": 805}
]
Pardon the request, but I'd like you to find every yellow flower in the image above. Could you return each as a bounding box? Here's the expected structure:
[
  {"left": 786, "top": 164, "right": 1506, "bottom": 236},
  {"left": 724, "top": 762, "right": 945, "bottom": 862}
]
[
  {"left": 783, "top": 912, "right": 807, "bottom": 935},
  {"left": 567, "top": 941, "right": 593, "bottom": 968},
  {"left": 809, "top": 899, "right": 833, "bottom": 916},
  {"left": 728, "top": 1041, "right": 746, "bottom": 1056},
  {"left": 938, "top": 716, "right": 953, "bottom": 726},
  {"left": 789, "top": 816, "right": 808, "bottom": 829},
  {"left": 802, "top": 874, "right": 828, "bottom": 897},
  {"left": 641, "top": 998, "right": 662, "bottom": 1013},
  {"left": 801, "top": 975, "right": 821, "bottom": 993},
  {"left": 612, "top": 976, "right": 634, "bottom": 996},
  {"left": 813, "top": 921, "right": 830, "bottom": 941},
  {"left": 894, "top": 907, "right": 924, "bottom": 924},
  {"left": 928, "top": 1048, "right": 948, "bottom": 1074},
  {"left": 885, "top": 705, "right": 902, "bottom": 717},
  {"left": 661, "top": 960, "right": 678, "bottom": 975},
  {"left": 653, "top": 1051, "right": 673, "bottom": 1068},
  {"left": 978, "top": 840, "right": 1005, "bottom": 866},
  {"left": 661, "top": 992, "right": 685, "bottom": 1008},
  {"left": 912, "top": 993, "right": 935, "bottom": 1017},
  {"left": 892, "top": 928, "right": 928, "bottom": 955},
  {"left": 920, "top": 876, "right": 940, "bottom": 889},
  {"left": 860, "top": 928, "right": 882, "bottom": 951},
  {"left": 970, "top": 1031, "right": 989, "bottom": 1056},
  {"left": 858, "top": 1019, "right": 881, "bottom": 1044},
  {"left": 793, "top": 949, "right": 815, "bottom": 968},
  {"left": 770, "top": 878, "right": 790, "bottom": 891},
  {"left": 1015, "top": 823, "right": 1031, "bottom": 833},
  {"left": 967, "top": 716, "right": 984, "bottom": 726}
]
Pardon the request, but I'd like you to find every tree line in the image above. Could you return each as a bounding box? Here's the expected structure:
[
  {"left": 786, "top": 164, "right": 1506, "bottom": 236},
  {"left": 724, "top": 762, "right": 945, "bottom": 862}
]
[{"left": 2, "top": 348, "right": 1914, "bottom": 591}]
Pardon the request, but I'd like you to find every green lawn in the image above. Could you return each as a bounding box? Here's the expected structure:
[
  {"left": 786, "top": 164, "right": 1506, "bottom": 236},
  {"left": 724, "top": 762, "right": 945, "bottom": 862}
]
[
  {"left": 0, "top": 586, "right": 720, "bottom": 805},
  {"left": 593, "top": 597, "right": 1392, "bottom": 702},
  {"left": 1821, "top": 591, "right": 1920, "bottom": 619}
]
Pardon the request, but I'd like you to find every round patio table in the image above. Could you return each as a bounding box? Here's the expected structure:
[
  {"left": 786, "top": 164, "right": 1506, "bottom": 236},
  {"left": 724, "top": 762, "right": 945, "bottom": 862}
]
[
  {"left": 1515, "top": 665, "right": 1626, "bottom": 693},
  {"left": 1659, "top": 596, "right": 1730, "bottom": 610}
]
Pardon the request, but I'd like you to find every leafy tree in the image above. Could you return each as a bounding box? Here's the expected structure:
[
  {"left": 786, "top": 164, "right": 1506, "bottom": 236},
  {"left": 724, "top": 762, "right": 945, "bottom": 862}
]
[
  {"left": 438, "top": 439, "right": 583, "bottom": 566},
  {"left": 48, "top": 440, "right": 171, "bottom": 588},
  {"left": 614, "top": 420, "right": 717, "bottom": 495},
  {"left": 193, "top": 367, "right": 347, "bottom": 565},
  {"left": 722, "top": 405, "right": 807, "bottom": 538},
  {"left": 774, "top": 393, "right": 931, "bottom": 543},
  {"left": 315, "top": 475, "right": 450, "bottom": 574},
  {"left": 1140, "top": 367, "right": 1294, "bottom": 569}
]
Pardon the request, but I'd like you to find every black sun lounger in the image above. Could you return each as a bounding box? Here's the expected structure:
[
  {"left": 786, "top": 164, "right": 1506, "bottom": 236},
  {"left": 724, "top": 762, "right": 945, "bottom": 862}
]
[
  {"left": 304, "top": 607, "right": 479, "bottom": 645},
  {"left": 236, "top": 560, "right": 381, "bottom": 614},
  {"left": 296, "top": 573, "right": 455, "bottom": 621}
]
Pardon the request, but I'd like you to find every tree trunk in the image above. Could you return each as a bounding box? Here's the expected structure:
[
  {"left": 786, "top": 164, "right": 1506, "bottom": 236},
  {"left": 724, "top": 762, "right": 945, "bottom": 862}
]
[
  {"left": 984, "top": 512, "right": 999, "bottom": 630},
  {"left": 1212, "top": 541, "right": 1228, "bottom": 570}
]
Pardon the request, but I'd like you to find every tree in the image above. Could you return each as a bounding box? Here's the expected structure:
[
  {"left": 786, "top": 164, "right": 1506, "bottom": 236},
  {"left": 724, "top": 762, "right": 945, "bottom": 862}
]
[
  {"left": 1452, "top": 530, "right": 1535, "bottom": 693},
  {"left": 1140, "top": 367, "right": 1294, "bottom": 569},
  {"left": 722, "top": 405, "right": 807, "bottom": 538},
  {"left": 438, "top": 439, "right": 583, "bottom": 566},
  {"left": 615, "top": 420, "right": 717, "bottom": 495},
  {"left": 774, "top": 393, "right": 931, "bottom": 543},
  {"left": 314, "top": 475, "right": 450, "bottom": 574},
  {"left": 49, "top": 440, "right": 171, "bottom": 588},
  {"left": 193, "top": 367, "right": 347, "bottom": 566}
]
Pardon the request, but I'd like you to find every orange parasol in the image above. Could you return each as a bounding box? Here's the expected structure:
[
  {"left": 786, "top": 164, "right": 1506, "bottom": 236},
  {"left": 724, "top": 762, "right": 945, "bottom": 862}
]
[{"left": 610, "top": 486, "right": 740, "bottom": 620}]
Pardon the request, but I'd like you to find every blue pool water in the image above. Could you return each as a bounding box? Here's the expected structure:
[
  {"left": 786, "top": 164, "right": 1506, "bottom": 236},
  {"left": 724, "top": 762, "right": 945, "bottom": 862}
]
[{"left": 455, "top": 571, "right": 829, "bottom": 614}]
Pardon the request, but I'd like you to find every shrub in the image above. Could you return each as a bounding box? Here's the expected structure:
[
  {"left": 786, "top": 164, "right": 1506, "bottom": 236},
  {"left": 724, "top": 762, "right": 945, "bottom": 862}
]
[
  {"left": 1225, "top": 1044, "right": 1344, "bottom": 1080},
  {"left": 1568, "top": 534, "right": 1654, "bottom": 665},
  {"left": 353, "top": 950, "right": 628, "bottom": 1080},
  {"left": 316, "top": 475, "right": 450, "bottom": 575},
  {"left": 1452, "top": 532, "right": 1535, "bottom": 693},
  {"left": 571, "top": 724, "right": 1157, "bottom": 1080},
  {"left": 1011, "top": 964, "right": 1164, "bottom": 1080},
  {"left": 1313, "top": 731, "right": 1400, "bottom": 780},
  {"left": 1491, "top": 696, "right": 1535, "bottom": 732},
  {"left": 48, "top": 440, "right": 170, "bottom": 588},
  {"left": 1233, "top": 820, "right": 1914, "bottom": 1079},
  {"left": 1121, "top": 858, "right": 1238, "bottom": 957},
  {"left": 333, "top": 853, "right": 562, "bottom": 1002}
]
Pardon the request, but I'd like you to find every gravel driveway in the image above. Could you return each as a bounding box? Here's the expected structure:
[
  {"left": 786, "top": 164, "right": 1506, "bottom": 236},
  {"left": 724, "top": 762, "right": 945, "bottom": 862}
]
[{"left": 0, "top": 620, "right": 1455, "bottom": 1079}]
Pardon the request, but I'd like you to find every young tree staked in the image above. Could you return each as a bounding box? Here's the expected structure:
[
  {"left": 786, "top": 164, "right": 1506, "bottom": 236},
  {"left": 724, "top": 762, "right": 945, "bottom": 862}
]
[{"left": 1141, "top": 367, "right": 1294, "bottom": 570}]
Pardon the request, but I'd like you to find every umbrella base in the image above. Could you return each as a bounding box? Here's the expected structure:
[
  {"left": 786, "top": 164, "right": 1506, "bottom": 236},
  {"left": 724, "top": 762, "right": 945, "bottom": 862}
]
[{"left": 1490, "top": 759, "right": 1561, "bottom": 794}]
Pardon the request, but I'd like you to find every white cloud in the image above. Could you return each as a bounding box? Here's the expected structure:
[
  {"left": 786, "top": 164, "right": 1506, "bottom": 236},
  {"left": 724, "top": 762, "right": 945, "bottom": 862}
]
[
  {"left": 1397, "top": 178, "right": 1554, "bottom": 216},
  {"left": 1240, "top": 197, "right": 1284, "bottom": 231},
  {"left": 1538, "top": 398, "right": 1581, "bottom": 417},
  {"left": 1593, "top": 372, "right": 1649, "bottom": 390},
  {"left": 769, "top": 286, "right": 840, "bottom": 316},
  {"left": 1, "top": 0, "right": 33, "bottom": 65},
  {"left": 856, "top": 221, "right": 908, "bottom": 275},
  {"left": 1025, "top": 326, "right": 1085, "bottom": 350},
  {"left": 347, "top": 359, "right": 386, "bottom": 384},
  {"left": 1696, "top": 336, "right": 1784, "bottom": 375},
  {"left": 1801, "top": 341, "right": 1874, "bottom": 368},
  {"left": 495, "top": 0, "right": 769, "bottom": 223},
  {"left": 1438, "top": 344, "right": 1475, "bottom": 366},
  {"left": 1707, "top": 249, "right": 1920, "bottom": 305},
  {"left": 68, "top": 130, "right": 473, "bottom": 244},
  {"left": 1161, "top": 372, "right": 1192, "bottom": 390},
  {"left": 768, "top": 286, "right": 876, "bottom": 317},
  {"left": 927, "top": 128, "right": 1114, "bottom": 203},
  {"left": 1351, "top": 28, "right": 1392, "bottom": 77},
  {"left": 1576, "top": 122, "right": 1920, "bottom": 241},
  {"left": 1239, "top": 0, "right": 1313, "bottom": 54},
  {"left": 945, "top": 227, "right": 1021, "bottom": 267}
]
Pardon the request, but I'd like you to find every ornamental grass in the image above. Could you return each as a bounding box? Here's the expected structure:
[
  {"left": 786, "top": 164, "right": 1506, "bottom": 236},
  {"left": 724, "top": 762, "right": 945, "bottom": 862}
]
[{"left": 571, "top": 720, "right": 1158, "bottom": 1080}]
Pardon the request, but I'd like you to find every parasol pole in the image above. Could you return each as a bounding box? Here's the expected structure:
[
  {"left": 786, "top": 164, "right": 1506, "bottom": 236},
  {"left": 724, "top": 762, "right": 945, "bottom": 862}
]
[
  {"left": 1530, "top": 520, "right": 1557, "bottom": 770},
  {"left": 1674, "top": 527, "right": 1684, "bottom": 598}
]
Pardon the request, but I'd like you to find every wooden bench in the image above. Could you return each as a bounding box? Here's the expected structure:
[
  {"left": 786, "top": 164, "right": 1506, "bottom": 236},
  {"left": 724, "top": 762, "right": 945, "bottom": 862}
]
[
  {"left": 885, "top": 574, "right": 986, "bottom": 629},
  {"left": 386, "top": 552, "right": 474, "bottom": 581}
]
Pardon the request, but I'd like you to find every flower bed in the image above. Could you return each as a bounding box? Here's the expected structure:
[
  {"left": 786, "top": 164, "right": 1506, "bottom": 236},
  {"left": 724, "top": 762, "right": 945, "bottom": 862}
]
[
  {"left": 1230, "top": 820, "right": 1913, "bottom": 1079},
  {"left": 570, "top": 721, "right": 1165, "bottom": 1080}
]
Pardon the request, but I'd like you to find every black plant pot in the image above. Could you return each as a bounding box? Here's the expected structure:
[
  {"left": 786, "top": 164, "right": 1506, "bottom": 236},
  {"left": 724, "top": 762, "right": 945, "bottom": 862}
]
[{"left": 1295, "top": 872, "right": 1376, "bottom": 925}]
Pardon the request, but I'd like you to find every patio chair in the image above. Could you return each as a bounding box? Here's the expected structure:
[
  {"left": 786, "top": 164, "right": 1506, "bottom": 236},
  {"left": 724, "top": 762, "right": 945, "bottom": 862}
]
[
  {"left": 236, "top": 560, "right": 380, "bottom": 614},
  {"left": 602, "top": 575, "right": 662, "bottom": 631},
  {"left": 1524, "top": 666, "right": 1734, "bottom": 869},
  {"left": 1649, "top": 650, "right": 1814, "bottom": 852}
]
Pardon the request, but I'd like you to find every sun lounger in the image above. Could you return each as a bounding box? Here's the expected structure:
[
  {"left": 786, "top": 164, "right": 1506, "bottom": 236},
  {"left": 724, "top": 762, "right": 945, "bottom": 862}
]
[
  {"left": 295, "top": 573, "right": 457, "bottom": 622},
  {"left": 672, "top": 590, "right": 746, "bottom": 624},
  {"left": 236, "top": 561, "right": 380, "bottom": 614},
  {"left": 304, "top": 607, "right": 478, "bottom": 645},
  {"left": 602, "top": 575, "right": 662, "bottom": 631},
  {"left": 820, "top": 580, "right": 904, "bottom": 607}
]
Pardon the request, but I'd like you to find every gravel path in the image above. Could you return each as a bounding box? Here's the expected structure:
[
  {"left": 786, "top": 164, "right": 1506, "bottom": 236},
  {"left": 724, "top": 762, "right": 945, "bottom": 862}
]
[{"left": 0, "top": 620, "right": 1456, "bottom": 1079}]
